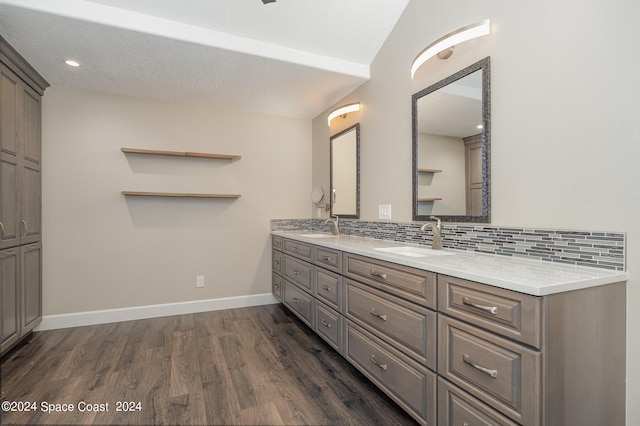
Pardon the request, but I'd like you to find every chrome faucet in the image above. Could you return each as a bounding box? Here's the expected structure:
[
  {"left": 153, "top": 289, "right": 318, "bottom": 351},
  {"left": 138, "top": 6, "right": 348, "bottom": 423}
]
[
  {"left": 325, "top": 216, "right": 340, "bottom": 235},
  {"left": 420, "top": 215, "right": 442, "bottom": 250}
]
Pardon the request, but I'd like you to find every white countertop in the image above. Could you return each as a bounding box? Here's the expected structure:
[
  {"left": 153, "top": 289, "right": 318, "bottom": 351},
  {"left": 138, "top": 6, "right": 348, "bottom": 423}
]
[{"left": 272, "top": 231, "right": 628, "bottom": 296}]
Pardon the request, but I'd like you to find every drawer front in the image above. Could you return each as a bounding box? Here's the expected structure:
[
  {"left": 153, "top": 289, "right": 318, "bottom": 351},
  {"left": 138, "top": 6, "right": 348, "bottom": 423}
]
[
  {"left": 283, "top": 281, "right": 314, "bottom": 327},
  {"left": 346, "top": 280, "right": 436, "bottom": 368},
  {"left": 343, "top": 253, "right": 436, "bottom": 309},
  {"left": 283, "top": 255, "right": 313, "bottom": 292},
  {"left": 438, "top": 315, "right": 541, "bottom": 425},
  {"left": 438, "top": 275, "right": 542, "bottom": 348},
  {"left": 314, "top": 268, "right": 342, "bottom": 312},
  {"left": 314, "top": 246, "right": 342, "bottom": 273},
  {"left": 272, "top": 273, "right": 283, "bottom": 301},
  {"left": 345, "top": 321, "right": 436, "bottom": 425},
  {"left": 272, "top": 250, "right": 282, "bottom": 274},
  {"left": 272, "top": 235, "right": 283, "bottom": 251},
  {"left": 314, "top": 302, "right": 342, "bottom": 352},
  {"left": 283, "top": 238, "right": 313, "bottom": 262},
  {"left": 438, "top": 378, "right": 519, "bottom": 426}
]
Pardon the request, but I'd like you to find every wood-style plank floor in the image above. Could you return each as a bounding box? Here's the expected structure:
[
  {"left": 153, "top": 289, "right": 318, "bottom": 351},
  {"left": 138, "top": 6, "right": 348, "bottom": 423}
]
[{"left": 1, "top": 304, "right": 417, "bottom": 425}]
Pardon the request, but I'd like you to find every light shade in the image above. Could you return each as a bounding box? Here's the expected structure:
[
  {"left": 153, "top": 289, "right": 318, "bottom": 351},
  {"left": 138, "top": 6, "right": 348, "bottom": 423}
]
[
  {"left": 411, "top": 19, "right": 490, "bottom": 78},
  {"left": 327, "top": 102, "right": 360, "bottom": 126}
]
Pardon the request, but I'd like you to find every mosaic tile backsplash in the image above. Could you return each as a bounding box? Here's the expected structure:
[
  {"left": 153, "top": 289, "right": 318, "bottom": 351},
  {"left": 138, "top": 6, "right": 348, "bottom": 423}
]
[{"left": 271, "top": 218, "right": 625, "bottom": 271}]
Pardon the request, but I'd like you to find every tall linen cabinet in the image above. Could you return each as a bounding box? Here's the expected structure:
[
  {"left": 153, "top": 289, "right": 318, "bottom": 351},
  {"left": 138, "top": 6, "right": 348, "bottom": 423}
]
[{"left": 1, "top": 36, "right": 49, "bottom": 356}]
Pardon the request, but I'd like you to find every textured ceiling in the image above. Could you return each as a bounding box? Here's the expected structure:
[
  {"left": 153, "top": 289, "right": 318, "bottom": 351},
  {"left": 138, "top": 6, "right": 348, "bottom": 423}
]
[{"left": 0, "top": 0, "right": 409, "bottom": 118}]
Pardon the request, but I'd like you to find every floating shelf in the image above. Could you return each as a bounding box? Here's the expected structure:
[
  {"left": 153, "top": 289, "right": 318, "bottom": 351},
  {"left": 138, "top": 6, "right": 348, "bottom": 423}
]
[
  {"left": 418, "top": 197, "right": 443, "bottom": 202},
  {"left": 121, "top": 148, "right": 241, "bottom": 161},
  {"left": 418, "top": 168, "right": 443, "bottom": 173},
  {"left": 122, "top": 191, "right": 241, "bottom": 199}
]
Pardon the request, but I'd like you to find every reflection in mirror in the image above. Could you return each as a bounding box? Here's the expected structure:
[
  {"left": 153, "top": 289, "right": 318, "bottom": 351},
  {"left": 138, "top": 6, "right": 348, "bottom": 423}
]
[
  {"left": 412, "top": 57, "right": 490, "bottom": 222},
  {"left": 330, "top": 123, "right": 360, "bottom": 218}
]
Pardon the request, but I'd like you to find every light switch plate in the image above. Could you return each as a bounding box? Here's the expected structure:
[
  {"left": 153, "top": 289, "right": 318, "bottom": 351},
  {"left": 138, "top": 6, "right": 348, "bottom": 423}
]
[
  {"left": 378, "top": 204, "right": 392, "bottom": 219},
  {"left": 196, "top": 275, "right": 205, "bottom": 288}
]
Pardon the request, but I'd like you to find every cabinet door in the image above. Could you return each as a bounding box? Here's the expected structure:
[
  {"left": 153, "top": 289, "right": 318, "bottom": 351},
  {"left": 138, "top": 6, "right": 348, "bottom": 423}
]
[
  {"left": 0, "top": 64, "right": 21, "bottom": 249},
  {"left": 19, "top": 85, "right": 41, "bottom": 245},
  {"left": 1, "top": 247, "right": 20, "bottom": 354},
  {"left": 21, "top": 242, "right": 41, "bottom": 333}
]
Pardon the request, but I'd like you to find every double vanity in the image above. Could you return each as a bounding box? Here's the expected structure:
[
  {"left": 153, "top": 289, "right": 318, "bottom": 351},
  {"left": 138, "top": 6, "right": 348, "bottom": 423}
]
[{"left": 271, "top": 231, "right": 626, "bottom": 425}]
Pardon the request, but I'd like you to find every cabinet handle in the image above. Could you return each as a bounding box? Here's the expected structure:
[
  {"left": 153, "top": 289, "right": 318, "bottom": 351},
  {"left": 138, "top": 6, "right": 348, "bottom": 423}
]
[
  {"left": 274, "top": 260, "right": 280, "bottom": 265},
  {"left": 321, "top": 284, "right": 332, "bottom": 292},
  {"left": 370, "top": 270, "right": 387, "bottom": 280},
  {"left": 274, "top": 283, "right": 280, "bottom": 289},
  {"left": 21, "top": 220, "right": 28, "bottom": 239},
  {"left": 2, "top": 250, "right": 16, "bottom": 257},
  {"left": 369, "top": 308, "right": 387, "bottom": 321},
  {"left": 293, "top": 270, "right": 300, "bottom": 275},
  {"left": 320, "top": 319, "right": 331, "bottom": 328},
  {"left": 463, "top": 354, "right": 498, "bottom": 378},
  {"left": 292, "top": 298, "right": 300, "bottom": 304},
  {"left": 0, "top": 222, "right": 4, "bottom": 242},
  {"left": 462, "top": 297, "right": 498, "bottom": 315},
  {"left": 322, "top": 256, "right": 331, "bottom": 261},
  {"left": 370, "top": 355, "right": 387, "bottom": 371},
  {"left": 293, "top": 247, "right": 299, "bottom": 252}
]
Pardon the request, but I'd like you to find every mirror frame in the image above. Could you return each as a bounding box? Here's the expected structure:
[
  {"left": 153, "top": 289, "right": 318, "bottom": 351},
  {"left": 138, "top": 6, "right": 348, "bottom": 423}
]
[
  {"left": 412, "top": 56, "right": 491, "bottom": 223},
  {"left": 330, "top": 123, "right": 360, "bottom": 219}
]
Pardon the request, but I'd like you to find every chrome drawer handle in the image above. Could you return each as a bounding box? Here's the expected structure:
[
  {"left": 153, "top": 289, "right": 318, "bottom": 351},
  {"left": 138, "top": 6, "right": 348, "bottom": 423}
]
[
  {"left": 0, "top": 222, "right": 4, "bottom": 241},
  {"left": 462, "top": 297, "right": 498, "bottom": 315},
  {"left": 463, "top": 354, "right": 498, "bottom": 378},
  {"left": 370, "top": 308, "right": 387, "bottom": 321},
  {"left": 274, "top": 260, "right": 280, "bottom": 265},
  {"left": 322, "top": 256, "right": 332, "bottom": 261},
  {"left": 292, "top": 298, "right": 300, "bottom": 304},
  {"left": 370, "top": 355, "right": 387, "bottom": 371},
  {"left": 274, "top": 283, "right": 280, "bottom": 289},
  {"left": 321, "top": 284, "right": 332, "bottom": 292},
  {"left": 293, "top": 270, "right": 300, "bottom": 275},
  {"left": 293, "top": 247, "right": 299, "bottom": 252},
  {"left": 21, "top": 220, "right": 28, "bottom": 239},
  {"left": 320, "top": 319, "right": 331, "bottom": 328},
  {"left": 370, "top": 270, "right": 387, "bottom": 280}
]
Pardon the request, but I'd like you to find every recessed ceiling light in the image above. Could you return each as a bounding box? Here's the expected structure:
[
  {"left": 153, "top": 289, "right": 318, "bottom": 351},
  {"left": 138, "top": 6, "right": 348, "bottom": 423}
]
[{"left": 65, "top": 60, "right": 80, "bottom": 67}]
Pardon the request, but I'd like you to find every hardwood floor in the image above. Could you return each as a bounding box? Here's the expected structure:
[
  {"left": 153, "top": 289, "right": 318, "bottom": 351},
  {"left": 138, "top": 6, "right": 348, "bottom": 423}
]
[{"left": 1, "top": 304, "right": 417, "bottom": 425}]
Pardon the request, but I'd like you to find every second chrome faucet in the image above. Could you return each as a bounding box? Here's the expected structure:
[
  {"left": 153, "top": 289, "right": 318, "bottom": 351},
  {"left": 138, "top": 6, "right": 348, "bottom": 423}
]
[
  {"left": 420, "top": 215, "right": 442, "bottom": 250},
  {"left": 325, "top": 216, "right": 339, "bottom": 235}
]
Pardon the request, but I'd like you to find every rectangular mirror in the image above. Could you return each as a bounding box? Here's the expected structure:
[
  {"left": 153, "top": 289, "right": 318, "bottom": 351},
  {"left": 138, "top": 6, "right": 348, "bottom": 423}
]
[
  {"left": 330, "top": 123, "right": 360, "bottom": 218},
  {"left": 412, "top": 57, "right": 490, "bottom": 222}
]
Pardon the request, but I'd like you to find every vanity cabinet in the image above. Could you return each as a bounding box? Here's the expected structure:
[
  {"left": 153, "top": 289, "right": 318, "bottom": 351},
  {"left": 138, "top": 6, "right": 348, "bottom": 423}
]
[
  {"left": 271, "top": 236, "right": 283, "bottom": 300},
  {"left": 272, "top": 235, "right": 626, "bottom": 425},
  {"left": 0, "top": 37, "right": 47, "bottom": 357}
]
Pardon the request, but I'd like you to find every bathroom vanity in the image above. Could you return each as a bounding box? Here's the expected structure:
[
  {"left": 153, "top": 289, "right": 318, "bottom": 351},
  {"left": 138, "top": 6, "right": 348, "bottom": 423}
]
[{"left": 271, "top": 232, "right": 626, "bottom": 425}]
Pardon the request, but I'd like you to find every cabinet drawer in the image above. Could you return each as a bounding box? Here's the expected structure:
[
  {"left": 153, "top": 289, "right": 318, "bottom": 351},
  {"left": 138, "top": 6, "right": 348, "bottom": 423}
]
[
  {"left": 345, "top": 321, "right": 436, "bottom": 426},
  {"left": 346, "top": 280, "right": 436, "bottom": 368},
  {"left": 314, "top": 268, "right": 342, "bottom": 312},
  {"left": 272, "top": 235, "right": 283, "bottom": 251},
  {"left": 314, "top": 302, "right": 342, "bottom": 352},
  {"left": 438, "top": 315, "right": 541, "bottom": 425},
  {"left": 283, "top": 255, "right": 313, "bottom": 292},
  {"left": 283, "top": 281, "right": 314, "bottom": 327},
  {"left": 314, "top": 246, "right": 342, "bottom": 273},
  {"left": 283, "top": 238, "right": 313, "bottom": 262},
  {"left": 272, "top": 250, "right": 282, "bottom": 274},
  {"left": 438, "top": 378, "right": 518, "bottom": 426},
  {"left": 438, "top": 275, "right": 542, "bottom": 348},
  {"left": 343, "top": 253, "right": 436, "bottom": 309},
  {"left": 272, "top": 273, "right": 283, "bottom": 301}
]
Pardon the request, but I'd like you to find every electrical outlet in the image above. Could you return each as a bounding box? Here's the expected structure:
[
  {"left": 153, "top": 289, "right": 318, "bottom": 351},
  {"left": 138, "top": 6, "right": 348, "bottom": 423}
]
[
  {"left": 196, "top": 275, "right": 205, "bottom": 288},
  {"left": 378, "top": 204, "right": 392, "bottom": 219}
]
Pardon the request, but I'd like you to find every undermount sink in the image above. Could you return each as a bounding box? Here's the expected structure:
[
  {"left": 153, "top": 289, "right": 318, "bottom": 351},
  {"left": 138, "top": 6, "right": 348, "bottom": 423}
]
[
  {"left": 298, "top": 233, "right": 336, "bottom": 238},
  {"left": 374, "top": 246, "right": 453, "bottom": 257}
]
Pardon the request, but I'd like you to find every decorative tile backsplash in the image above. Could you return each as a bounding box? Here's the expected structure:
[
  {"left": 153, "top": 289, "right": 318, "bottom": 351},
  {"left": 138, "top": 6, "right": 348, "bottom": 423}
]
[{"left": 271, "top": 218, "right": 626, "bottom": 271}]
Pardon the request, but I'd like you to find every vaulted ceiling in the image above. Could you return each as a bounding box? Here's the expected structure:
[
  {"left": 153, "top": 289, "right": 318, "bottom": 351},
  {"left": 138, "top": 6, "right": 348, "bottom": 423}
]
[{"left": 0, "top": 0, "right": 409, "bottom": 118}]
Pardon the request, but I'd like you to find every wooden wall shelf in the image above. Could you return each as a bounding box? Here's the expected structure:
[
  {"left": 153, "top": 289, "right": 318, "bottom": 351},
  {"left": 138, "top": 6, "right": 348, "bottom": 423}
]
[
  {"left": 121, "top": 148, "right": 241, "bottom": 161},
  {"left": 122, "top": 191, "right": 241, "bottom": 199},
  {"left": 418, "top": 197, "right": 443, "bottom": 202},
  {"left": 418, "top": 168, "right": 443, "bottom": 173}
]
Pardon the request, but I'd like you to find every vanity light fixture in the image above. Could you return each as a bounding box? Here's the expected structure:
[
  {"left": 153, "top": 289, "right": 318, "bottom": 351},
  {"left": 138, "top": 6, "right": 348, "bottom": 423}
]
[
  {"left": 65, "top": 60, "right": 80, "bottom": 67},
  {"left": 327, "top": 102, "right": 360, "bottom": 126},
  {"left": 411, "top": 19, "right": 490, "bottom": 78}
]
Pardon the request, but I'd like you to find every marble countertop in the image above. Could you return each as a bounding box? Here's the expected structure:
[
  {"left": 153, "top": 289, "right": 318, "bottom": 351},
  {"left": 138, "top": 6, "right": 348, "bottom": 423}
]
[{"left": 272, "top": 231, "right": 628, "bottom": 296}]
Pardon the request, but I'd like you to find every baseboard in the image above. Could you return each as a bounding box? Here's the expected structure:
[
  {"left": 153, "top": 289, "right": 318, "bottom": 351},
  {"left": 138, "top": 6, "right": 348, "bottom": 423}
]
[{"left": 35, "top": 293, "right": 280, "bottom": 331}]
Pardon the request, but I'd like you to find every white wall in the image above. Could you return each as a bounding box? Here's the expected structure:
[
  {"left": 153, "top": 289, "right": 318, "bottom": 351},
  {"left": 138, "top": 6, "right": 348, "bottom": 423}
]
[
  {"left": 312, "top": 0, "right": 640, "bottom": 422},
  {"left": 42, "top": 86, "right": 311, "bottom": 315}
]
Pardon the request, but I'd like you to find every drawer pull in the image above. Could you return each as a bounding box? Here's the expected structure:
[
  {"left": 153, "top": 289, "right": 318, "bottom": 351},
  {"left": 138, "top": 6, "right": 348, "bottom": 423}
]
[
  {"left": 274, "top": 260, "right": 280, "bottom": 265},
  {"left": 21, "top": 220, "right": 28, "bottom": 239},
  {"left": 369, "top": 308, "right": 388, "bottom": 321},
  {"left": 370, "top": 355, "right": 388, "bottom": 371},
  {"left": 320, "top": 319, "right": 331, "bottom": 328},
  {"left": 274, "top": 283, "right": 280, "bottom": 289},
  {"left": 292, "top": 298, "right": 300, "bottom": 304},
  {"left": 293, "top": 270, "right": 300, "bottom": 275},
  {"left": 0, "top": 222, "right": 4, "bottom": 241},
  {"left": 322, "top": 255, "right": 332, "bottom": 261},
  {"left": 463, "top": 354, "right": 498, "bottom": 378},
  {"left": 463, "top": 297, "right": 498, "bottom": 315},
  {"left": 370, "top": 270, "right": 387, "bottom": 280},
  {"left": 293, "top": 247, "right": 299, "bottom": 252},
  {"left": 321, "top": 284, "right": 332, "bottom": 292}
]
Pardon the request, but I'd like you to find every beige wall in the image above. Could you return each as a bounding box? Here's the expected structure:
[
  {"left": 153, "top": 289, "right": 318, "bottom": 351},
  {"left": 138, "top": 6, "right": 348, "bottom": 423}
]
[
  {"left": 312, "top": 0, "right": 640, "bottom": 422},
  {"left": 42, "top": 86, "right": 311, "bottom": 315}
]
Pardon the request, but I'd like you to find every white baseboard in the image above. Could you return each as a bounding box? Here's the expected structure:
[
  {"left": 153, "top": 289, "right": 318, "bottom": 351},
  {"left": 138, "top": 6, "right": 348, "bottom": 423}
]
[{"left": 35, "top": 293, "right": 280, "bottom": 331}]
